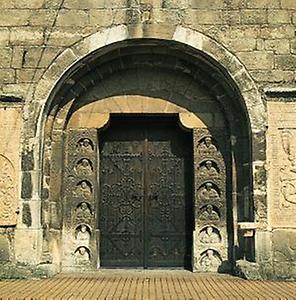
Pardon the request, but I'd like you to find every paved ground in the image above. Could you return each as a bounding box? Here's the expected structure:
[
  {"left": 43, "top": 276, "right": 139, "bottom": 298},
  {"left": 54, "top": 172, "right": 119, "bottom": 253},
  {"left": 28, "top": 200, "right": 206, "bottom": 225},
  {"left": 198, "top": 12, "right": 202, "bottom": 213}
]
[{"left": 0, "top": 270, "right": 295, "bottom": 300}]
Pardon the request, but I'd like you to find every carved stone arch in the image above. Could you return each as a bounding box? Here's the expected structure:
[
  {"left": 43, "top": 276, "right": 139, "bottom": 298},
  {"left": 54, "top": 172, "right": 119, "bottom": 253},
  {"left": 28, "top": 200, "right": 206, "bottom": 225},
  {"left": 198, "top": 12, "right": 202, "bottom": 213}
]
[{"left": 18, "top": 24, "right": 267, "bottom": 271}]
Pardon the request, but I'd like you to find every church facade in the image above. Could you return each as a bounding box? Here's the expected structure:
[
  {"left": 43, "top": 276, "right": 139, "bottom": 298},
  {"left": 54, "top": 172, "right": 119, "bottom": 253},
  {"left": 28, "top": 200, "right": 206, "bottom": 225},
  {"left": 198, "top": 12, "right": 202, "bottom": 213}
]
[{"left": 0, "top": 0, "right": 295, "bottom": 279}]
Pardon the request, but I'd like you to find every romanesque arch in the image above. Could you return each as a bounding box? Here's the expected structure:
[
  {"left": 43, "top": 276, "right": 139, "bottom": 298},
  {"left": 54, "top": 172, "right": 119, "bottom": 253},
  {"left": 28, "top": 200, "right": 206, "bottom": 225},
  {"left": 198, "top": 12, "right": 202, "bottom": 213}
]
[{"left": 17, "top": 25, "right": 267, "bottom": 273}]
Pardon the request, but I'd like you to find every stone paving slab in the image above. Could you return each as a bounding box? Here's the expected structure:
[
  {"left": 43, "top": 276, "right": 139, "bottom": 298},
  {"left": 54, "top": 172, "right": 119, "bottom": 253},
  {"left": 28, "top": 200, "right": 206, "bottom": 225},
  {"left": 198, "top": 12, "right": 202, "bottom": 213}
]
[{"left": 0, "top": 270, "right": 295, "bottom": 300}]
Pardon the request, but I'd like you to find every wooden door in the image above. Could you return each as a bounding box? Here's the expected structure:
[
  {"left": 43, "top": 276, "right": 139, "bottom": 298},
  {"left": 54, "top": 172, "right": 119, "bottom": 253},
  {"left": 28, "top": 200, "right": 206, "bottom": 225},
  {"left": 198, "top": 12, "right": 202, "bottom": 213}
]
[{"left": 99, "top": 116, "right": 193, "bottom": 268}]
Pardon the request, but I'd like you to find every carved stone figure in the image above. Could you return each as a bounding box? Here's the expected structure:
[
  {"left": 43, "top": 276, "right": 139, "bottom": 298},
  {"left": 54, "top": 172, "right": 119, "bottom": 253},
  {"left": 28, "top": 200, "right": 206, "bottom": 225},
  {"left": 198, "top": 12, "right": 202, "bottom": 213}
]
[
  {"left": 199, "top": 161, "right": 219, "bottom": 177},
  {"left": 76, "top": 202, "right": 92, "bottom": 220},
  {"left": 77, "top": 180, "right": 92, "bottom": 197},
  {"left": 280, "top": 131, "right": 296, "bottom": 206},
  {"left": 198, "top": 137, "right": 217, "bottom": 154},
  {"left": 75, "top": 246, "right": 90, "bottom": 264},
  {"left": 76, "top": 224, "right": 91, "bottom": 245},
  {"left": 0, "top": 155, "right": 16, "bottom": 225},
  {"left": 199, "top": 205, "right": 220, "bottom": 221},
  {"left": 199, "top": 183, "right": 220, "bottom": 201},
  {"left": 199, "top": 249, "right": 221, "bottom": 271},
  {"left": 200, "top": 226, "right": 221, "bottom": 244},
  {"left": 76, "top": 158, "right": 93, "bottom": 174},
  {"left": 78, "top": 138, "right": 93, "bottom": 152}
]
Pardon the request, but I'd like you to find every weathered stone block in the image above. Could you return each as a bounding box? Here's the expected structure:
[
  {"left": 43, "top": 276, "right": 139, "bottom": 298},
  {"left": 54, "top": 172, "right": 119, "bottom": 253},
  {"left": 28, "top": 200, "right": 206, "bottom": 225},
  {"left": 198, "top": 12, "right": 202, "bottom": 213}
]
[
  {"left": 191, "top": 0, "right": 224, "bottom": 9},
  {"left": 268, "top": 9, "right": 291, "bottom": 24},
  {"left": 29, "top": 9, "right": 57, "bottom": 26},
  {"left": 89, "top": 9, "right": 114, "bottom": 27},
  {"left": 0, "top": 235, "right": 10, "bottom": 262},
  {"left": 21, "top": 47, "right": 62, "bottom": 68},
  {"left": 237, "top": 51, "right": 274, "bottom": 70},
  {"left": 221, "top": 10, "right": 241, "bottom": 25},
  {"left": 63, "top": 0, "right": 106, "bottom": 9},
  {"left": 291, "top": 39, "right": 296, "bottom": 54},
  {"left": 46, "top": 28, "right": 92, "bottom": 46},
  {"left": 275, "top": 54, "right": 296, "bottom": 70},
  {"left": 265, "top": 39, "right": 290, "bottom": 54},
  {"left": 0, "top": 69, "right": 15, "bottom": 83},
  {"left": 281, "top": 0, "right": 296, "bottom": 9},
  {"left": 187, "top": 10, "right": 223, "bottom": 25},
  {"left": 16, "top": 69, "right": 44, "bottom": 83},
  {"left": 14, "top": 0, "right": 44, "bottom": 9},
  {"left": 247, "top": 0, "right": 280, "bottom": 8},
  {"left": 229, "top": 38, "right": 256, "bottom": 52},
  {"left": 0, "top": 47, "right": 12, "bottom": 68},
  {"left": 2, "top": 83, "right": 33, "bottom": 98},
  {"left": 0, "top": 9, "right": 30, "bottom": 26},
  {"left": 241, "top": 9, "right": 267, "bottom": 24},
  {"left": 21, "top": 172, "right": 32, "bottom": 199},
  {"left": 273, "top": 229, "right": 296, "bottom": 262},
  {"left": 0, "top": 29, "right": 10, "bottom": 46},
  {"left": 260, "top": 25, "right": 295, "bottom": 38},
  {"left": 56, "top": 9, "right": 89, "bottom": 27},
  {"left": 10, "top": 27, "right": 44, "bottom": 46}
]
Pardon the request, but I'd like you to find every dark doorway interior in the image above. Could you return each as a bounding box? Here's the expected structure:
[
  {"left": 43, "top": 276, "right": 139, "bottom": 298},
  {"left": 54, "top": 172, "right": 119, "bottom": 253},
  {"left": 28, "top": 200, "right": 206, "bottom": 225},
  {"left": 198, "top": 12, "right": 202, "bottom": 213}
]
[{"left": 99, "top": 116, "right": 194, "bottom": 269}]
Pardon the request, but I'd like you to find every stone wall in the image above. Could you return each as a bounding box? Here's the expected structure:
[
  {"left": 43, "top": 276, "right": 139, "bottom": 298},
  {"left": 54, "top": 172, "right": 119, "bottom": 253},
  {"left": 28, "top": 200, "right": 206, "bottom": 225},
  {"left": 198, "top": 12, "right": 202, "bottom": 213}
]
[
  {"left": 0, "top": 0, "right": 295, "bottom": 100},
  {"left": 0, "top": 0, "right": 295, "bottom": 279}
]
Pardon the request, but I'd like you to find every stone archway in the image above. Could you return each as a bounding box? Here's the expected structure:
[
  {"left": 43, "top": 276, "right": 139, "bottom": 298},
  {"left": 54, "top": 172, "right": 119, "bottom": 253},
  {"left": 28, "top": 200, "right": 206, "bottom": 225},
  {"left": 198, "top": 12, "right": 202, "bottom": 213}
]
[{"left": 16, "top": 25, "right": 267, "bottom": 275}]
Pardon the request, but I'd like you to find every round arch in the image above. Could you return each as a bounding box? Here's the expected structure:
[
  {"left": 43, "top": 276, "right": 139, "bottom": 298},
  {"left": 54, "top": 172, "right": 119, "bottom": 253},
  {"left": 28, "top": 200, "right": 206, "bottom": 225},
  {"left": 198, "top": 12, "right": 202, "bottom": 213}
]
[{"left": 17, "top": 25, "right": 267, "bottom": 273}]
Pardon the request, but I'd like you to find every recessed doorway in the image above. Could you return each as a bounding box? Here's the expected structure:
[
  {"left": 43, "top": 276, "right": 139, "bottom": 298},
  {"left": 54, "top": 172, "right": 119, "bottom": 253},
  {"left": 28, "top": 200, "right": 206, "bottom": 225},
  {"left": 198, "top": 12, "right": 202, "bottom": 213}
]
[{"left": 99, "top": 116, "right": 194, "bottom": 269}]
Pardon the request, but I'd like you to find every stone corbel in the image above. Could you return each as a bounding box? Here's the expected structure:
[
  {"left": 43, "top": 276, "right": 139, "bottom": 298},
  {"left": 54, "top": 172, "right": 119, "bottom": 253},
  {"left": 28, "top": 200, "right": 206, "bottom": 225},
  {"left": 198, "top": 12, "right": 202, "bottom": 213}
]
[{"left": 238, "top": 222, "right": 257, "bottom": 237}]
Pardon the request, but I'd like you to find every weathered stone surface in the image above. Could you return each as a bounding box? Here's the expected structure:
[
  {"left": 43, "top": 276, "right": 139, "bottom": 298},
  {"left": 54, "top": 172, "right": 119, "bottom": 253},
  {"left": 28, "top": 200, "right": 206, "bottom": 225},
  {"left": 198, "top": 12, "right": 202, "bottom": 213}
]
[
  {"left": 281, "top": 0, "right": 296, "bottom": 9},
  {"left": 0, "top": 236, "right": 10, "bottom": 262},
  {"left": 265, "top": 39, "right": 290, "bottom": 54},
  {"left": 10, "top": 27, "right": 44, "bottom": 46},
  {"left": 0, "top": 106, "right": 21, "bottom": 226},
  {"left": 268, "top": 9, "right": 291, "bottom": 24},
  {"left": 237, "top": 51, "right": 274, "bottom": 70},
  {"left": 241, "top": 9, "right": 267, "bottom": 24},
  {"left": 21, "top": 172, "right": 32, "bottom": 199},
  {"left": 267, "top": 102, "right": 296, "bottom": 227},
  {"left": 275, "top": 55, "right": 296, "bottom": 70},
  {"left": 273, "top": 229, "right": 296, "bottom": 262},
  {"left": 0, "top": 69, "right": 15, "bottom": 83},
  {"left": 56, "top": 10, "right": 89, "bottom": 27},
  {"left": 247, "top": 0, "right": 280, "bottom": 8},
  {"left": 0, "top": 10, "right": 30, "bottom": 26}
]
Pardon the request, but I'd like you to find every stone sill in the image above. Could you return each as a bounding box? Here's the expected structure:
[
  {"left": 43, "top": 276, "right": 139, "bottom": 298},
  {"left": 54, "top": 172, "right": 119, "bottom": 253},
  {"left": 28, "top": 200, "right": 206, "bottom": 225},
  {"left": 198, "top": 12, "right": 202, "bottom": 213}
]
[{"left": 238, "top": 222, "right": 257, "bottom": 237}]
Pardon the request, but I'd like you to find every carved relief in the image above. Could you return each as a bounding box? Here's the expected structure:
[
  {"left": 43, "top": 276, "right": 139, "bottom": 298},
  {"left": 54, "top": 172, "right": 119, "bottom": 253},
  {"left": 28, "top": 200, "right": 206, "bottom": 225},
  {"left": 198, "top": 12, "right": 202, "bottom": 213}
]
[
  {"left": 76, "top": 202, "right": 93, "bottom": 221},
  {"left": 198, "top": 182, "right": 220, "bottom": 203},
  {"left": 197, "top": 136, "right": 217, "bottom": 155},
  {"left": 198, "top": 204, "right": 220, "bottom": 221},
  {"left": 76, "top": 180, "right": 92, "bottom": 198},
  {"left": 62, "top": 129, "right": 97, "bottom": 269},
  {"left": 199, "top": 226, "right": 221, "bottom": 244},
  {"left": 198, "top": 160, "right": 219, "bottom": 178},
  {"left": 193, "top": 128, "right": 228, "bottom": 272},
  {"left": 74, "top": 246, "right": 90, "bottom": 264},
  {"left": 199, "top": 249, "right": 222, "bottom": 272},
  {"left": 75, "top": 224, "right": 91, "bottom": 246},
  {"left": 0, "top": 154, "right": 17, "bottom": 225},
  {"left": 280, "top": 130, "right": 296, "bottom": 206},
  {"left": 77, "top": 138, "right": 94, "bottom": 152},
  {"left": 75, "top": 158, "right": 93, "bottom": 174}
]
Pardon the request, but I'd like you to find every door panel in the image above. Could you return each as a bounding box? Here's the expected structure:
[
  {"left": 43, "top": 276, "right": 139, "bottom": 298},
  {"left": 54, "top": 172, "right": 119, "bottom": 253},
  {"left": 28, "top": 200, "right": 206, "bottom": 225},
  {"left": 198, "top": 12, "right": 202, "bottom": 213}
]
[
  {"left": 99, "top": 126, "right": 145, "bottom": 267},
  {"left": 99, "top": 117, "right": 193, "bottom": 268},
  {"left": 146, "top": 123, "right": 192, "bottom": 267}
]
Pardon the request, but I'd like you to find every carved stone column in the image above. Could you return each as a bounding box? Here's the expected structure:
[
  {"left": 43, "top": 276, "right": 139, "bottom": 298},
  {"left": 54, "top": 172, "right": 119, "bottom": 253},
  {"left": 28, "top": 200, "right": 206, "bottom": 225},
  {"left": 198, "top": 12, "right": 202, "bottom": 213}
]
[
  {"left": 62, "top": 129, "right": 98, "bottom": 270},
  {"left": 192, "top": 128, "right": 230, "bottom": 272}
]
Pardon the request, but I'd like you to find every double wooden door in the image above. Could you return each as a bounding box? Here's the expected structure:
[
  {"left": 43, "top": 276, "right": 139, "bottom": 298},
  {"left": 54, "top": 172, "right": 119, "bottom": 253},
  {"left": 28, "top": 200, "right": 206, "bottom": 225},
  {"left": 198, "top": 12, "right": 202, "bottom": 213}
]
[{"left": 99, "top": 117, "right": 193, "bottom": 268}]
